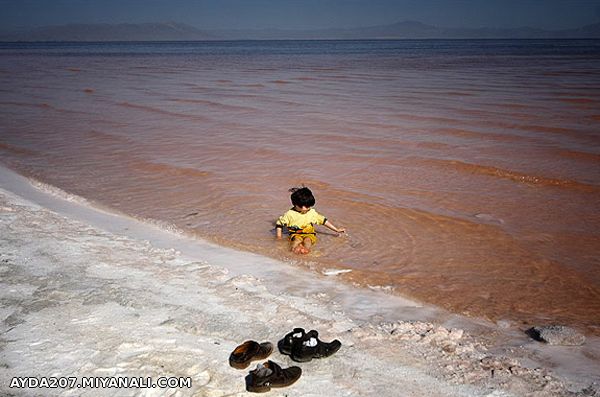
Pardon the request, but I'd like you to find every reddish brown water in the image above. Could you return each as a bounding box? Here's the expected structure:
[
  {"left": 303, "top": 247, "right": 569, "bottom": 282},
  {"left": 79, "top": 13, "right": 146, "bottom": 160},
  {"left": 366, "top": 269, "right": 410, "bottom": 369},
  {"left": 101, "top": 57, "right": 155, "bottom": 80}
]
[{"left": 1, "top": 41, "right": 599, "bottom": 333}]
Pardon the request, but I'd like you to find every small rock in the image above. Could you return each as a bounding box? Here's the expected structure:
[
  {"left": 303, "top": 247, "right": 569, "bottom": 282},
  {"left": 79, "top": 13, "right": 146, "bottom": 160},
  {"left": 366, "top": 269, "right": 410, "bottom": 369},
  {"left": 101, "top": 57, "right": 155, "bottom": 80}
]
[
  {"left": 527, "top": 325, "right": 585, "bottom": 346},
  {"left": 480, "top": 356, "right": 503, "bottom": 370},
  {"left": 509, "top": 366, "right": 526, "bottom": 376},
  {"left": 442, "top": 343, "right": 456, "bottom": 353},
  {"left": 449, "top": 329, "right": 463, "bottom": 340}
]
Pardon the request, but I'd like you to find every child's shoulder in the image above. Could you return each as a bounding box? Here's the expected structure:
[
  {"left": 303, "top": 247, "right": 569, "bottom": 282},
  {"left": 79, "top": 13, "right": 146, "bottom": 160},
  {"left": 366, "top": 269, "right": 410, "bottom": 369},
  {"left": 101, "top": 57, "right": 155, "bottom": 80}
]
[
  {"left": 280, "top": 208, "right": 318, "bottom": 217},
  {"left": 279, "top": 208, "right": 296, "bottom": 218}
]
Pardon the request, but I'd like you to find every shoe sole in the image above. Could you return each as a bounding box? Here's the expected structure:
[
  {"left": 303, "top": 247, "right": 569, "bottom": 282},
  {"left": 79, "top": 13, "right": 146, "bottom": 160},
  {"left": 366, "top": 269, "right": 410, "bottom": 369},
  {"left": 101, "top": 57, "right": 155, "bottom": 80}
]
[
  {"left": 291, "top": 356, "right": 313, "bottom": 362},
  {"left": 246, "top": 377, "right": 300, "bottom": 393},
  {"left": 246, "top": 369, "right": 302, "bottom": 393},
  {"left": 246, "top": 384, "right": 271, "bottom": 393}
]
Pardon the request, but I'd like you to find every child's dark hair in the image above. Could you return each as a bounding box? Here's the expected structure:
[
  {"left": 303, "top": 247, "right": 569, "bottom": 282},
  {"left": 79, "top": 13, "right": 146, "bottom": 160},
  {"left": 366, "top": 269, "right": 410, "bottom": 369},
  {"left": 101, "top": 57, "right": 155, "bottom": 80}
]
[{"left": 289, "top": 186, "right": 315, "bottom": 207}]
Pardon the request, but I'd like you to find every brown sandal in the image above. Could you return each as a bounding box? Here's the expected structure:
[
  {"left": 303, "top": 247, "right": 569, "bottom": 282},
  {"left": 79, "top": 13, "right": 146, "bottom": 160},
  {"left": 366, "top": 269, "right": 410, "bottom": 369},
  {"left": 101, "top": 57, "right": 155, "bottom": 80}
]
[{"left": 229, "top": 340, "right": 273, "bottom": 369}]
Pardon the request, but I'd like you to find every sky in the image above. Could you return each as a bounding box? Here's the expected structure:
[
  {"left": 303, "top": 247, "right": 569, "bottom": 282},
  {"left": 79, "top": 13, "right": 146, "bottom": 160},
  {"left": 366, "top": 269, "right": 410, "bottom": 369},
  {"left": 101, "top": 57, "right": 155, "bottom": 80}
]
[{"left": 1, "top": 0, "right": 600, "bottom": 31}]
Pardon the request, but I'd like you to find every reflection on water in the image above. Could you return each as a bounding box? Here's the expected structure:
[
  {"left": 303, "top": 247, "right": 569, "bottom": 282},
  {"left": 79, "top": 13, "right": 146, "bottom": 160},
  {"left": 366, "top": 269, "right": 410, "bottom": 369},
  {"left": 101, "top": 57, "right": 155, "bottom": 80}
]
[{"left": 1, "top": 40, "right": 599, "bottom": 333}]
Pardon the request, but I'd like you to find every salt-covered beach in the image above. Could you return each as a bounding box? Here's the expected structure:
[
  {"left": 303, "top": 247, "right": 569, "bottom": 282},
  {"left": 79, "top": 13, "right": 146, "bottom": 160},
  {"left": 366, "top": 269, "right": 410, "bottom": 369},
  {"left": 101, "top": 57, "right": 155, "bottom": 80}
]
[{"left": 1, "top": 166, "right": 599, "bottom": 396}]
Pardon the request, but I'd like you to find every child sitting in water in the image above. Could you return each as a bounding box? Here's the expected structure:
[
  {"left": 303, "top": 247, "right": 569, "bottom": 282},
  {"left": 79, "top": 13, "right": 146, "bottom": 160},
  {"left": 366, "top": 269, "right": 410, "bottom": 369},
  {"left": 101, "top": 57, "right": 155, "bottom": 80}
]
[{"left": 276, "top": 187, "right": 345, "bottom": 254}]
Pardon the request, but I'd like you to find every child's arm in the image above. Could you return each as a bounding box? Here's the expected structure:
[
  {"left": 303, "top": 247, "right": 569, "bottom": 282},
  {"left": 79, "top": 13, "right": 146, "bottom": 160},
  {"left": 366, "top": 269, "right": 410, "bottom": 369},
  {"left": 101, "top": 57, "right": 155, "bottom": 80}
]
[
  {"left": 276, "top": 211, "right": 289, "bottom": 240},
  {"left": 324, "top": 219, "right": 345, "bottom": 234}
]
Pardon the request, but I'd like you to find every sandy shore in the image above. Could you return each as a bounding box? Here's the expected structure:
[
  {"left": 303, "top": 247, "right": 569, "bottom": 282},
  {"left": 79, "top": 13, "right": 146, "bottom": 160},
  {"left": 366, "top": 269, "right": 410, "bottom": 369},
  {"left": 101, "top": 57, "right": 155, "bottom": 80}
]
[{"left": 0, "top": 167, "right": 599, "bottom": 396}]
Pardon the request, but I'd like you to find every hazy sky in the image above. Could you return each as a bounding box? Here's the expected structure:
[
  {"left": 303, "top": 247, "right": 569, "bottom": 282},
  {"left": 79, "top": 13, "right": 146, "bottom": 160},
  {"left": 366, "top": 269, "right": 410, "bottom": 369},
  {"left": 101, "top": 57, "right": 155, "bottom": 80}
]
[{"left": 2, "top": 0, "right": 600, "bottom": 31}]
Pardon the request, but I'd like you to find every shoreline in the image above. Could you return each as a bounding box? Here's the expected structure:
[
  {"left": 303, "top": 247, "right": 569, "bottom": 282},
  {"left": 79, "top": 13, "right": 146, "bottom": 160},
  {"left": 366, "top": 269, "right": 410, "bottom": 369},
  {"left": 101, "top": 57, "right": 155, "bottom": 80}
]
[
  {"left": 7, "top": 162, "right": 600, "bottom": 337},
  {"left": 1, "top": 164, "right": 599, "bottom": 396}
]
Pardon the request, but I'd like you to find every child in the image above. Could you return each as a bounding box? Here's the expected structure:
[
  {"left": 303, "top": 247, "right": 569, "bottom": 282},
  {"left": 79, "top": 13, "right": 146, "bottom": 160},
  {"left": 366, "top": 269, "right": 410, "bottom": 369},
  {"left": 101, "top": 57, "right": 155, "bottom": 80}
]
[{"left": 276, "top": 187, "right": 345, "bottom": 254}]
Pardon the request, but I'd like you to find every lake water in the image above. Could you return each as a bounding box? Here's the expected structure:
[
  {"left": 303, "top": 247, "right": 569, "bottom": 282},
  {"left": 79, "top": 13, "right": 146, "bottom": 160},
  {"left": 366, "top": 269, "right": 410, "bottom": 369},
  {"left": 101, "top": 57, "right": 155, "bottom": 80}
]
[{"left": 1, "top": 40, "right": 599, "bottom": 333}]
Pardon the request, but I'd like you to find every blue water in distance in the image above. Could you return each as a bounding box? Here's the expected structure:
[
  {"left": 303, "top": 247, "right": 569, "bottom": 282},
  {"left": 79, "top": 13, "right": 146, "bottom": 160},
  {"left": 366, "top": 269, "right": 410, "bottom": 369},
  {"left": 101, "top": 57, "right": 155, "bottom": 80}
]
[{"left": 1, "top": 39, "right": 600, "bottom": 57}]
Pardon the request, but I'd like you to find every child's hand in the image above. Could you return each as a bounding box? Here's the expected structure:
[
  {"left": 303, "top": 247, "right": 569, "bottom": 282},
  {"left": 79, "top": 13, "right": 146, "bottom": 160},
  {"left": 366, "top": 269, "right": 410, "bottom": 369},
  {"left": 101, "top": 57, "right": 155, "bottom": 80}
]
[{"left": 324, "top": 220, "right": 345, "bottom": 235}]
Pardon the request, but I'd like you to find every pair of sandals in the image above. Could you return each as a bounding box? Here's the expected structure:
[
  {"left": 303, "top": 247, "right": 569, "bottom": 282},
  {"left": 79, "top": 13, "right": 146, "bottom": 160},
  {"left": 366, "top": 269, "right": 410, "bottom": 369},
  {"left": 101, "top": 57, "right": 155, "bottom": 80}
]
[{"left": 229, "top": 327, "right": 342, "bottom": 393}]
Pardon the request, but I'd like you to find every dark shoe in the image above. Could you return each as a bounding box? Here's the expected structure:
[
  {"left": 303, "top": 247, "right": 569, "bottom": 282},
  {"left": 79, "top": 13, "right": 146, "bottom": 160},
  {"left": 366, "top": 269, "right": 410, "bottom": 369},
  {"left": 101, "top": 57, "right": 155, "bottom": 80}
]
[
  {"left": 229, "top": 340, "right": 273, "bottom": 369},
  {"left": 291, "top": 330, "right": 341, "bottom": 362},
  {"left": 278, "top": 327, "right": 306, "bottom": 355},
  {"left": 246, "top": 360, "right": 302, "bottom": 393}
]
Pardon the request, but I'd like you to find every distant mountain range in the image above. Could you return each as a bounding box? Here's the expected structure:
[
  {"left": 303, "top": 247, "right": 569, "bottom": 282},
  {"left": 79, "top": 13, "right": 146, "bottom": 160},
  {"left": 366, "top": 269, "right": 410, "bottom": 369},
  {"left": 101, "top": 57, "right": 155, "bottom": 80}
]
[
  {"left": 0, "top": 22, "right": 216, "bottom": 42},
  {"left": 2, "top": 20, "right": 600, "bottom": 41}
]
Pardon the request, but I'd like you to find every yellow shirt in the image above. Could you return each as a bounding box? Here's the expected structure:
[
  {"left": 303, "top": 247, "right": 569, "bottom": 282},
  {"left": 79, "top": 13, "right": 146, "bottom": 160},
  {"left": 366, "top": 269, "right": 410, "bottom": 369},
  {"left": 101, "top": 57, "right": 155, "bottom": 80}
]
[{"left": 276, "top": 208, "right": 326, "bottom": 234}]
